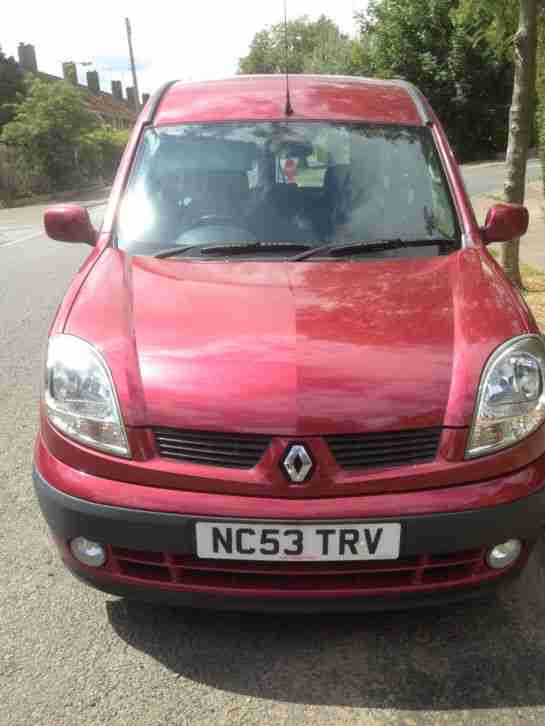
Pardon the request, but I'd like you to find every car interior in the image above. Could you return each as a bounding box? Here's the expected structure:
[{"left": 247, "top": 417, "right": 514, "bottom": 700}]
[{"left": 117, "top": 123, "right": 460, "bottom": 257}]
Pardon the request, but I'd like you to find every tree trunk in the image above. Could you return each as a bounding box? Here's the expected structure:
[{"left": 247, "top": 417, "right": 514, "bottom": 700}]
[
  {"left": 538, "top": 11, "right": 545, "bottom": 197},
  {"left": 501, "top": 0, "right": 539, "bottom": 288}
]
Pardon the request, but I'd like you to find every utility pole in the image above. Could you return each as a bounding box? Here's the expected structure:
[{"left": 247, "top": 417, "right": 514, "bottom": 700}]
[{"left": 125, "top": 17, "right": 140, "bottom": 110}]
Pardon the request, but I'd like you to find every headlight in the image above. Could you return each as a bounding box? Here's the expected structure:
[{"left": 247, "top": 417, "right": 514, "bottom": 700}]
[
  {"left": 466, "top": 335, "right": 545, "bottom": 458},
  {"left": 44, "top": 335, "right": 130, "bottom": 457}
]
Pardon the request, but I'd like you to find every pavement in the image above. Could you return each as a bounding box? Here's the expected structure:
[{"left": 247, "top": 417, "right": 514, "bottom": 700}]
[
  {"left": 0, "top": 197, "right": 106, "bottom": 250},
  {"left": 462, "top": 158, "right": 542, "bottom": 196},
  {"left": 2, "top": 163, "right": 545, "bottom": 726},
  {"left": 469, "top": 176, "right": 545, "bottom": 271}
]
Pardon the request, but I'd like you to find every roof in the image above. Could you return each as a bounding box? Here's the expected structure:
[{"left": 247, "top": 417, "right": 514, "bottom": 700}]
[
  {"left": 86, "top": 92, "right": 136, "bottom": 123},
  {"left": 154, "top": 75, "right": 426, "bottom": 127},
  {"left": 33, "top": 71, "right": 137, "bottom": 124}
]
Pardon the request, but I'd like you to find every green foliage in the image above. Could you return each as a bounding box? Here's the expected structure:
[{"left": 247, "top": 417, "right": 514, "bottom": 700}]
[
  {"left": 0, "top": 46, "right": 25, "bottom": 128},
  {"left": 79, "top": 126, "right": 129, "bottom": 181},
  {"left": 239, "top": 15, "right": 358, "bottom": 75},
  {"left": 240, "top": 4, "right": 517, "bottom": 162},
  {"left": 1, "top": 77, "right": 98, "bottom": 189},
  {"left": 453, "top": 0, "right": 518, "bottom": 58},
  {"left": 359, "top": 0, "right": 455, "bottom": 93},
  {"left": 359, "top": 0, "right": 514, "bottom": 161},
  {"left": 304, "top": 34, "right": 356, "bottom": 75}
]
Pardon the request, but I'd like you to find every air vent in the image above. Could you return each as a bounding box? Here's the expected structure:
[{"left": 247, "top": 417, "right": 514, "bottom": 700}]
[
  {"left": 325, "top": 428, "right": 441, "bottom": 470},
  {"left": 153, "top": 428, "right": 271, "bottom": 469},
  {"left": 108, "top": 545, "right": 491, "bottom": 592}
]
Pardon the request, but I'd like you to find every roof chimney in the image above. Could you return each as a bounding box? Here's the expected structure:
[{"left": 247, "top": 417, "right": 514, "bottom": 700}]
[
  {"left": 111, "top": 80, "right": 123, "bottom": 103},
  {"left": 86, "top": 70, "right": 100, "bottom": 94},
  {"left": 126, "top": 86, "right": 136, "bottom": 108},
  {"left": 17, "top": 43, "right": 37, "bottom": 73},
  {"left": 62, "top": 61, "right": 78, "bottom": 85}
]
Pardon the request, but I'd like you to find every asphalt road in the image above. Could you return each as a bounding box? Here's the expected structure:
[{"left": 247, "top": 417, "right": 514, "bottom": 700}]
[
  {"left": 461, "top": 158, "right": 542, "bottom": 196},
  {"left": 2, "top": 162, "right": 545, "bottom": 726}
]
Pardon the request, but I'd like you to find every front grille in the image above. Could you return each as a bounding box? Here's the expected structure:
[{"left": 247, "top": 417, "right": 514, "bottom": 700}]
[
  {"left": 325, "top": 428, "right": 442, "bottom": 470},
  {"left": 154, "top": 427, "right": 441, "bottom": 471},
  {"left": 153, "top": 428, "right": 271, "bottom": 468},
  {"left": 104, "top": 545, "right": 505, "bottom": 593}
]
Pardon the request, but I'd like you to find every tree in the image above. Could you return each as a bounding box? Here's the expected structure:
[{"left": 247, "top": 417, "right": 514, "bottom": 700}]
[
  {"left": 0, "top": 46, "right": 25, "bottom": 128},
  {"left": 446, "top": 0, "right": 542, "bottom": 286},
  {"left": 303, "top": 26, "right": 355, "bottom": 75},
  {"left": 1, "top": 77, "right": 98, "bottom": 189},
  {"left": 537, "top": 11, "right": 545, "bottom": 196},
  {"left": 453, "top": 0, "right": 519, "bottom": 56},
  {"left": 239, "top": 15, "right": 356, "bottom": 76},
  {"left": 79, "top": 126, "right": 130, "bottom": 182},
  {"left": 357, "top": 0, "right": 514, "bottom": 161},
  {"left": 501, "top": 1, "right": 540, "bottom": 287}
]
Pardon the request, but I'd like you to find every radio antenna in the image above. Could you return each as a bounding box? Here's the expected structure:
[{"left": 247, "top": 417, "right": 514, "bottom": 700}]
[{"left": 283, "top": 0, "right": 294, "bottom": 116}]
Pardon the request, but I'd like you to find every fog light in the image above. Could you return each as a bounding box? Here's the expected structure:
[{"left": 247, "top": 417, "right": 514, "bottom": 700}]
[
  {"left": 70, "top": 537, "right": 106, "bottom": 568},
  {"left": 486, "top": 539, "right": 522, "bottom": 570}
]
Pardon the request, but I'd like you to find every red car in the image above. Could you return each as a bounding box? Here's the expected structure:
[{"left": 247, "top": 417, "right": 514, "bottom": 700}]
[{"left": 35, "top": 75, "right": 543, "bottom": 612}]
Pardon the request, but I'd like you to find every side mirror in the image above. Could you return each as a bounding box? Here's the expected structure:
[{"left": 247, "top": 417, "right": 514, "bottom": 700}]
[
  {"left": 482, "top": 203, "right": 529, "bottom": 244},
  {"left": 44, "top": 204, "right": 97, "bottom": 245}
]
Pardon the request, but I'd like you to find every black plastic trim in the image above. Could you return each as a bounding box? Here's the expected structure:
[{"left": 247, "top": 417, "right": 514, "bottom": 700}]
[
  {"left": 34, "top": 466, "right": 545, "bottom": 558},
  {"left": 153, "top": 427, "right": 270, "bottom": 468},
  {"left": 394, "top": 79, "right": 431, "bottom": 124},
  {"left": 142, "top": 80, "right": 179, "bottom": 125},
  {"left": 325, "top": 427, "right": 441, "bottom": 470}
]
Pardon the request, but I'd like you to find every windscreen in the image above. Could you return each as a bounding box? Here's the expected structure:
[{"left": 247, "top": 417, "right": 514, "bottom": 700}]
[{"left": 117, "top": 122, "right": 460, "bottom": 258}]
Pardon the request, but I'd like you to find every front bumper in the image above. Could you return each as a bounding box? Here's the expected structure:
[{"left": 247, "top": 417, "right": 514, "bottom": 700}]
[{"left": 34, "top": 449, "right": 545, "bottom": 611}]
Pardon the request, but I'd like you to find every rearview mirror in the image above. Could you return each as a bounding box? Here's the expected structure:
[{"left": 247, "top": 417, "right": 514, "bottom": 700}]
[
  {"left": 482, "top": 203, "right": 529, "bottom": 244},
  {"left": 44, "top": 204, "right": 97, "bottom": 245}
]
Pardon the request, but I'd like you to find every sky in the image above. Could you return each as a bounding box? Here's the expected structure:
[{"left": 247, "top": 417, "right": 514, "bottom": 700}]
[{"left": 1, "top": 0, "right": 365, "bottom": 99}]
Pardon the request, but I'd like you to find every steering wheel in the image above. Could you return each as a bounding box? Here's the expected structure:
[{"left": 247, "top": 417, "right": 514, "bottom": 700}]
[
  {"left": 183, "top": 215, "right": 254, "bottom": 233},
  {"left": 175, "top": 215, "right": 257, "bottom": 245}
]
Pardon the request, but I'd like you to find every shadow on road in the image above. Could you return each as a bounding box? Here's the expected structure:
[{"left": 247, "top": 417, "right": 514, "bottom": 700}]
[{"left": 107, "top": 542, "right": 545, "bottom": 711}]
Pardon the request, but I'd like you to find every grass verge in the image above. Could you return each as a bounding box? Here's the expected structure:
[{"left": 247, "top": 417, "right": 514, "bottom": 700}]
[
  {"left": 486, "top": 249, "right": 545, "bottom": 330},
  {"left": 522, "top": 263, "right": 545, "bottom": 331}
]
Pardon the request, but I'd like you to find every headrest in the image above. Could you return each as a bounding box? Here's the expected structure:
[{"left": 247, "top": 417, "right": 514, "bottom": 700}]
[
  {"left": 324, "top": 164, "right": 351, "bottom": 194},
  {"left": 265, "top": 184, "right": 301, "bottom": 214}
]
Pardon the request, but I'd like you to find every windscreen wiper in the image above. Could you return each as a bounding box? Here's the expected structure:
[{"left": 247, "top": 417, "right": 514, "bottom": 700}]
[
  {"left": 291, "top": 237, "right": 459, "bottom": 261},
  {"left": 154, "top": 241, "right": 314, "bottom": 259},
  {"left": 154, "top": 245, "right": 203, "bottom": 259},
  {"left": 199, "top": 242, "right": 313, "bottom": 256}
]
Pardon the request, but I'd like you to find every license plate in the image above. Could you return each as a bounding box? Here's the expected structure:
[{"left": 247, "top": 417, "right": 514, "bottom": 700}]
[{"left": 195, "top": 522, "right": 401, "bottom": 561}]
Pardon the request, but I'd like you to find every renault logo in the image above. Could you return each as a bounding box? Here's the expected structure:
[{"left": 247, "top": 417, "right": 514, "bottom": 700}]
[{"left": 281, "top": 444, "right": 315, "bottom": 483}]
